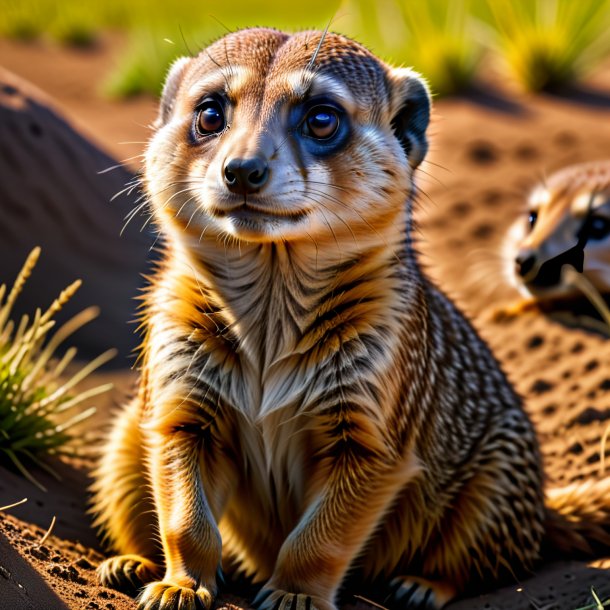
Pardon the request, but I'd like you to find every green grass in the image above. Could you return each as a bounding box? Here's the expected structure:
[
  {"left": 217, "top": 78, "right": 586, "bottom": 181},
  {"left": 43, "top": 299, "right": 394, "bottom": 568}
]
[
  {"left": 0, "top": 0, "right": 48, "bottom": 40},
  {"left": 1, "top": 0, "right": 610, "bottom": 96},
  {"left": 341, "top": 0, "right": 485, "bottom": 96},
  {"left": 486, "top": 0, "right": 610, "bottom": 91},
  {"left": 51, "top": 5, "right": 98, "bottom": 48},
  {"left": 0, "top": 248, "right": 114, "bottom": 491},
  {"left": 103, "top": 29, "right": 182, "bottom": 98}
]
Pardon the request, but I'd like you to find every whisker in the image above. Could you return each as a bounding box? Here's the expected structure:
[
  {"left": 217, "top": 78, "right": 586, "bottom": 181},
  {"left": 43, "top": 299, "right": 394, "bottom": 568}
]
[
  {"left": 305, "top": 185, "right": 399, "bottom": 256},
  {"left": 307, "top": 18, "right": 333, "bottom": 71},
  {"left": 149, "top": 230, "right": 163, "bottom": 252},
  {"left": 154, "top": 185, "right": 197, "bottom": 216},
  {"left": 174, "top": 191, "right": 198, "bottom": 220},
  {"left": 206, "top": 48, "right": 233, "bottom": 94},
  {"left": 98, "top": 155, "right": 144, "bottom": 175},
  {"left": 121, "top": 200, "right": 150, "bottom": 236},
  {"left": 178, "top": 24, "right": 194, "bottom": 57},
  {"left": 420, "top": 158, "right": 451, "bottom": 173},
  {"left": 199, "top": 211, "right": 210, "bottom": 244},
  {"left": 298, "top": 192, "right": 354, "bottom": 252},
  {"left": 185, "top": 204, "right": 203, "bottom": 230},
  {"left": 111, "top": 178, "right": 142, "bottom": 202},
  {"left": 301, "top": 179, "right": 349, "bottom": 194},
  {"left": 136, "top": 182, "right": 199, "bottom": 233},
  {"left": 312, "top": 201, "right": 343, "bottom": 258}
]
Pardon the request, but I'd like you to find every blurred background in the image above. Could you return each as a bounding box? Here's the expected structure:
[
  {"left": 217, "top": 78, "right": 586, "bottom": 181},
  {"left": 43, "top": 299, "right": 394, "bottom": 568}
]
[{"left": 2, "top": 0, "right": 610, "bottom": 96}]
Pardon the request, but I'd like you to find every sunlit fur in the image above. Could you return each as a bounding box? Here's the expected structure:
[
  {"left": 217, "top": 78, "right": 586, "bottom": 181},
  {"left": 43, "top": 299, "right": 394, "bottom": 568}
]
[
  {"left": 92, "top": 29, "right": 609, "bottom": 610},
  {"left": 505, "top": 160, "right": 610, "bottom": 300}
]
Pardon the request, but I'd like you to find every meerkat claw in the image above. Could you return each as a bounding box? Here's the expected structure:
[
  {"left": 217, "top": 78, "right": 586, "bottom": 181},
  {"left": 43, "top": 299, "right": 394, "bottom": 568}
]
[
  {"left": 384, "top": 577, "right": 454, "bottom": 610},
  {"left": 254, "top": 588, "right": 336, "bottom": 610},
  {"left": 138, "top": 581, "right": 213, "bottom": 610},
  {"left": 98, "top": 554, "right": 161, "bottom": 596}
]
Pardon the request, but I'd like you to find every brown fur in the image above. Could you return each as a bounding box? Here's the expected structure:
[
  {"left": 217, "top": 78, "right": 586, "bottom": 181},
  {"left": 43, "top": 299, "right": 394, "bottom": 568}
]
[{"left": 92, "top": 29, "right": 610, "bottom": 610}]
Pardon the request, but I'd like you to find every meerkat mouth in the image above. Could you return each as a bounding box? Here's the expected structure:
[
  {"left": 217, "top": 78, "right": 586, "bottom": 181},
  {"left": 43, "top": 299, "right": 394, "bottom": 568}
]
[{"left": 212, "top": 203, "right": 309, "bottom": 223}]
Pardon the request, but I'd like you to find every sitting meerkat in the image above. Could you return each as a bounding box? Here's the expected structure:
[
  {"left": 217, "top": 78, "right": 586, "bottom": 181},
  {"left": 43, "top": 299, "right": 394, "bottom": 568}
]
[
  {"left": 92, "top": 28, "right": 610, "bottom": 610},
  {"left": 502, "top": 161, "right": 610, "bottom": 327}
]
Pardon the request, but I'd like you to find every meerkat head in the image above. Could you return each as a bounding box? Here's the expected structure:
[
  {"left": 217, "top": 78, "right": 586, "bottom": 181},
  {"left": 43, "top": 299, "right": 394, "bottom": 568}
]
[
  {"left": 508, "top": 161, "right": 610, "bottom": 299},
  {"left": 145, "top": 28, "right": 430, "bottom": 245}
]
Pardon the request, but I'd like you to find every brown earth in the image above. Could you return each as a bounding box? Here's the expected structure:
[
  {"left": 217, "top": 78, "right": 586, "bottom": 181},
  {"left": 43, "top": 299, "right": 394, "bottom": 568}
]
[{"left": 1, "top": 35, "right": 610, "bottom": 610}]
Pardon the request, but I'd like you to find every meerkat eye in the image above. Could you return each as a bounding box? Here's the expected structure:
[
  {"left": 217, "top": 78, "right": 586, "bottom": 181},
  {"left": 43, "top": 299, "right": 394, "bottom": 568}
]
[
  {"left": 587, "top": 215, "right": 610, "bottom": 240},
  {"left": 303, "top": 106, "right": 340, "bottom": 140},
  {"left": 528, "top": 210, "right": 538, "bottom": 230},
  {"left": 196, "top": 100, "right": 225, "bottom": 135}
]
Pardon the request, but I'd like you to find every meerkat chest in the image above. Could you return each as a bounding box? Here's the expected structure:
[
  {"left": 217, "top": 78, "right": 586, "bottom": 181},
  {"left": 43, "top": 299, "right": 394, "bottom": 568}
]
[{"left": 234, "top": 408, "right": 314, "bottom": 509}]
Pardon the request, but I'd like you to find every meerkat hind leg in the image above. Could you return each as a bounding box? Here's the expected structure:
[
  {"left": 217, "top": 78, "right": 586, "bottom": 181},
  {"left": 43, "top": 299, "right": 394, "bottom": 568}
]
[
  {"left": 98, "top": 554, "right": 162, "bottom": 596},
  {"left": 93, "top": 397, "right": 163, "bottom": 595},
  {"left": 384, "top": 576, "right": 456, "bottom": 610},
  {"left": 254, "top": 587, "right": 334, "bottom": 610}
]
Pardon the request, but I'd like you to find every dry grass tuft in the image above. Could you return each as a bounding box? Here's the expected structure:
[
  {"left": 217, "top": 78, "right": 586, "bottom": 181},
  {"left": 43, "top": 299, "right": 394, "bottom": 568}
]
[{"left": 0, "top": 248, "right": 114, "bottom": 491}]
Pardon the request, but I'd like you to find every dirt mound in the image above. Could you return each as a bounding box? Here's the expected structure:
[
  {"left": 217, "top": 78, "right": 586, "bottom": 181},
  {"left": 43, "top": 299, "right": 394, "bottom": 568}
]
[{"left": 0, "top": 67, "right": 154, "bottom": 366}]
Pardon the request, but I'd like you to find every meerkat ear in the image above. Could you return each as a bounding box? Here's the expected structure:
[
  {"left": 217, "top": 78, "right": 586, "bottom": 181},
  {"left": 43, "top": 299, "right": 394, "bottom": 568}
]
[
  {"left": 155, "top": 56, "right": 191, "bottom": 128},
  {"left": 387, "top": 68, "right": 431, "bottom": 169}
]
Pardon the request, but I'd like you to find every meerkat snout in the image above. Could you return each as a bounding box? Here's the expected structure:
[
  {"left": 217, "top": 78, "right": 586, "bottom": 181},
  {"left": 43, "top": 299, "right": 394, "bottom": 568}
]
[
  {"left": 518, "top": 246, "right": 584, "bottom": 289},
  {"left": 515, "top": 249, "right": 537, "bottom": 279},
  {"left": 223, "top": 156, "right": 270, "bottom": 195}
]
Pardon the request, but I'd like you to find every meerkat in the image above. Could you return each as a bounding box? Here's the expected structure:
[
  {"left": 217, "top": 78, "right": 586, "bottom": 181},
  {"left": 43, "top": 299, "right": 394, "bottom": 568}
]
[
  {"left": 502, "top": 161, "right": 610, "bottom": 327},
  {"left": 92, "top": 28, "right": 610, "bottom": 610}
]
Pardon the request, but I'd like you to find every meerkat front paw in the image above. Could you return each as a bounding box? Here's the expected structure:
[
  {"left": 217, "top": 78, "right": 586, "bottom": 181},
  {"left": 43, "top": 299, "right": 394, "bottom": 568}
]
[
  {"left": 254, "top": 587, "right": 337, "bottom": 610},
  {"left": 138, "top": 579, "right": 213, "bottom": 610},
  {"left": 98, "top": 554, "right": 162, "bottom": 596}
]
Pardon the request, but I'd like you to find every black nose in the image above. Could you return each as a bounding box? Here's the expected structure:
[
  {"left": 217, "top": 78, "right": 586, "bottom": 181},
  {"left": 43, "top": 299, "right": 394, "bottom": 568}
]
[
  {"left": 224, "top": 157, "right": 269, "bottom": 195},
  {"left": 515, "top": 253, "right": 536, "bottom": 278}
]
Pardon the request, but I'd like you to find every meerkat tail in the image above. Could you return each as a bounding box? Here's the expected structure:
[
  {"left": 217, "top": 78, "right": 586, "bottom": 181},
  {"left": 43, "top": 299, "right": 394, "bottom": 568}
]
[{"left": 544, "top": 478, "right": 610, "bottom": 557}]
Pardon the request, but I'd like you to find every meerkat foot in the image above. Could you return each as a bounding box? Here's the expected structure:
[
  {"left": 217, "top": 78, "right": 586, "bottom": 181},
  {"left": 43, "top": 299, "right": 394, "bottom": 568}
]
[
  {"left": 384, "top": 576, "right": 455, "bottom": 609},
  {"left": 98, "top": 554, "right": 162, "bottom": 596},
  {"left": 254, "top": 587, "right": 337, "bottom": 610},
  {"left": 138, "top": 579, "right": 213, "bottom": 610}
]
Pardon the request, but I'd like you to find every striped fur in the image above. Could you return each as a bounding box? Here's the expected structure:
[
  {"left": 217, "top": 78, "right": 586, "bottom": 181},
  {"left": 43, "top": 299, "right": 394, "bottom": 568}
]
[{"left": 93, "top": 29, "right": 549, "bottom": 610}]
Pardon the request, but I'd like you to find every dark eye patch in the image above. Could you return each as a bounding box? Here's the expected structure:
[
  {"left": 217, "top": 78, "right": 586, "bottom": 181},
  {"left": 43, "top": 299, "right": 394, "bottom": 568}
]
[
  {"left": 292, "top": 96, "right": 349, "bottom": 157},
  {"left": 585, "top": 215, "right": 610, "bottom": 240}
]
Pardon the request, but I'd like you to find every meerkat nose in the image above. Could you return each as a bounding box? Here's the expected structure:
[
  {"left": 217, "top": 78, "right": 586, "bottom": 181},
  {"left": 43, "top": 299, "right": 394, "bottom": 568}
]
[
  {"left": 515, "top": 250, "right": 537, "bottom": 278},
  {"left": 224, "top": 156, "right": 270, "bottom": 195}
]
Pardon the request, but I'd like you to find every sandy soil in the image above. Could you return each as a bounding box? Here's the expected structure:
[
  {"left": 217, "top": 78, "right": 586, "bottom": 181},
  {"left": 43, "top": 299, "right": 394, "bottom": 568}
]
[{"left": 1, "top": 35, "right": 610, "bottom": 610}]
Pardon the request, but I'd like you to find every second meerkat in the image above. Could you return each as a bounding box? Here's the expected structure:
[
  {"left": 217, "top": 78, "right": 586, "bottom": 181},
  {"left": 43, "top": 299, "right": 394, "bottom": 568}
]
[
  {"left": 93, "top": 28, "right": 610, "bottom": 610},
  {"left": 510, "top": 161, "right": 610, "bottom": 299}
]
